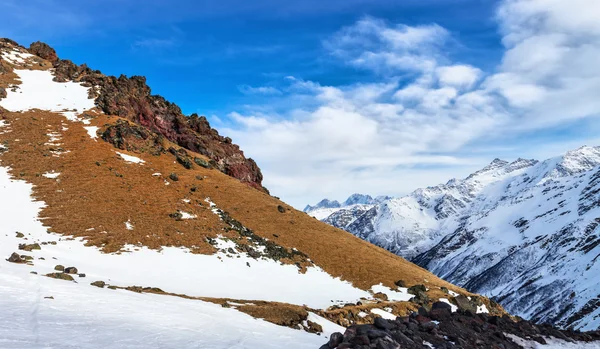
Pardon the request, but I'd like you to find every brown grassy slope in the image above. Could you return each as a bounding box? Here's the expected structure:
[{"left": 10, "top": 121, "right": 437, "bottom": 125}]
[
  {"left": 0, "top": 46, "right": 504, "bottom": 314},
  {"left": 0, "top": 106, "right": 467, "bottom": 295}
]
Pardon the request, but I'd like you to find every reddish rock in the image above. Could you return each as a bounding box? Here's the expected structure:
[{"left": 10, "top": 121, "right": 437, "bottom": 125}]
[{"left": 28, "top": 41, "right": 58, "bottom": 62}]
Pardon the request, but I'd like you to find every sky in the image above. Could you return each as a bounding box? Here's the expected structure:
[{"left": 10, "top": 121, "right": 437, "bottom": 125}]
[{"left": 1, "top": 0, "right": 600, "bottom": 208}]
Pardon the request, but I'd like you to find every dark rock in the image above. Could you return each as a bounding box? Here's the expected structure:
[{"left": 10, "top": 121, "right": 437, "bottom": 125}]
[
  {"left": 329, "top": 332, "right": 343, "bottom": 348},
  {"left": 374, "top": 317, "right": 395, "bottom": 330},
  {"left": 277, "top": 205, "right": 286, "bottom": 213},
  {"left": 194, "top": 157, "right": 211, "bottom": 168},
  {"left": 91, "top": 281, "right": 106, "bottom": 288},
  {"left": 7, "top": 252, "right": 25, "bottom": 263},
  {"left": 15, "top": 232, "right": 24, "bottom": 238},
  {"left": 101, "top": 119, "right": 165, "bottom": 156},
  {"left": 78, "top": 273, "right": 86, "bottom": 278},
  {"left": 169, "top": 173, "right": 179, "bottom": 181},
  {"left": 45, "top": 273, "right": 74, "bottom": 281},
  {"left": 18, "top": 243, "right": 41, "bottom": 251},
  {"left": 64, "top": 267, "right": 78, "bottom": 274},
  {"left": 169, "top": 211, "right": 183, "bottom": 220},
  {"left": 407, "top": 284, "right": 427, "bottom": 295},
  {"left": 54, "top": 265, "right": 64, "bottom": 271},
  {"left": 394, "top": 280, "right": 406, "bottom": 288},
  {"left": 431, "top": 301, "right": 452, "bottom": 311},
  {"left": 454, "top": 295, "right": 477, "bottom": 313}
]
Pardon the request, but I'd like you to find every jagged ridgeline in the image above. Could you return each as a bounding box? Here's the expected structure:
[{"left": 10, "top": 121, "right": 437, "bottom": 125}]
[{"left": 2, "top": 38, "right": 600, "bottom": 348}]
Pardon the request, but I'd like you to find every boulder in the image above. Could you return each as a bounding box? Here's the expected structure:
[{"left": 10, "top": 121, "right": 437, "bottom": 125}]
[
  {"left": 45, "top": 273, "right": 74, "bottom": 281},
  {"left": 64, "top": 267, "right": 78, "bottom": 274},
  {"left": 28, "top": 41, "right": 58, "bottom": 62},
  {"left": 7, "top": 252, "right": 25, "bottom": 264},
  {"left": 91, "top": 281, "right": 106, "bottom": 288}
]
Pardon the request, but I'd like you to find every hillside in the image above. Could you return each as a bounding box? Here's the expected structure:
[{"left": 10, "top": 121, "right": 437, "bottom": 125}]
[
  {"left": 307, "top": 148, "right": 600, "bottom": 331},
  {"left": 0, "top": 39, "right": 523, "bottom": 347}
]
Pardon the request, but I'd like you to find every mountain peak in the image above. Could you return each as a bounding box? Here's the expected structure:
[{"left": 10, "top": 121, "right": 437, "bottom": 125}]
[
  {"left": 543, "top": 145, "right": 600, "bottom": 179},
  {"left": 344, "top": 193, "right": 374, "bottom": 206}
]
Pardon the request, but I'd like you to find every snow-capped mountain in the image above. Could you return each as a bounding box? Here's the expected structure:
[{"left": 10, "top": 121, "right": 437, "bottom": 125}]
[
  {"left": 304, "top": 194, "right": 389, "bottom": 221},
  {"left": 311, "top": 147, "right": 600, "bottom": 330}
]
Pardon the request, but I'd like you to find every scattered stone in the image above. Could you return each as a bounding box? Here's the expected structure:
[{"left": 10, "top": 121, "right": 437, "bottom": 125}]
[
  {"left": 373, "top": 292, "right": 389, "bottom": 301},
  {"left": 194, "top": 157, "right": 210, "bottom": 168},
  {"left": 64, "top": 267, "right": 78, "bottom": 274},
  {"left": 169, "top": 173, "right": 179, "bottom": 181},
  {"left": 54, "top": 265, "right": 64, "bottom": 272},
  {"left": 30, "top": 271, "right": 38, "bottom": 275},
  {"left": 169, "top": 211, "right": 183, "bottom": 221},
  {"left": 90, "top": 281, "right": 106, "bottom": 288},
  {"left": 18, "top": 243, "right": 41, "bottom": 251},
  {"left": 394, "top": 280, "right": 406, "bottom": 288},
  {"left": 7, "top": 252, "right": 25, "bottom": 264},
  {"left": 78, "top": 273, "right": 86, "bottom": 278},
  {"left": 277, "top": 205, "right": 286, "bottom": 213},
  {"left": 15, "top": 232, "right": 24, "bottom": 238},
  {"left": 305, "top": 320, "right": 323, "bottom": 334},
  {"left": 44, "top": 296, "right": 54, "bottom": 300},
  {"left": 45, "top": 273, "right": 74, "bottom": 281},
  {"left": 440, "top": 286, "right": 449, "bottom": 294},
  {"left": 454, "top": 295, "right": 477, "bottom": 313}
]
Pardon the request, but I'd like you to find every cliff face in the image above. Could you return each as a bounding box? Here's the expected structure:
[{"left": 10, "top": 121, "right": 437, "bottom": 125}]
[{"left": 23, "top": 40, "right": 266, "bottom": 192}]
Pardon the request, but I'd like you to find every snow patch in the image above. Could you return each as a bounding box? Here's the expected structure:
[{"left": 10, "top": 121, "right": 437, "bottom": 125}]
[
  {"left": 84, "top": 126, "right": 99, "bottom": 140},
  {"left": 0, "top": 70, "right": 95, "bottom": 123},
  {"left": 371, "top": 284, "right": 412, "bottom": 302},
  {"left": 42, "top": 172, "right": 60, "bottom": 179},
  {"left": 116, "top": 152, "right": 145, "bottom": 164},
  {"left": 370, "top": 308, "right": 396, "bottom": 320}
]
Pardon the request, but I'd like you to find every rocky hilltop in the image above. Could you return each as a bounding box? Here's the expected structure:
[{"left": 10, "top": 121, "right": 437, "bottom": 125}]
[{"left": 6, "top": 39, "right": 265, "bottom": 191}]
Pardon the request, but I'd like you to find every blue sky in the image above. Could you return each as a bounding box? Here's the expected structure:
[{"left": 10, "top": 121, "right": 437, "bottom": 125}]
[{"left": 2, "top": 0, "right": 600, "bottom": 207}]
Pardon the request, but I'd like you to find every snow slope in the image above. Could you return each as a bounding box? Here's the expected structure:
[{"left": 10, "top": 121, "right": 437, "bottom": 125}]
[
  {"left": 0, "top": 164, "right": 353, "bottom": 348},
  {"left": 311, "top": 147, "right": 600, "bottom": 330}
]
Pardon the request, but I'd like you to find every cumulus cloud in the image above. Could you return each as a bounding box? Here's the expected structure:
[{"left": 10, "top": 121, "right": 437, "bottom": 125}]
[{"left": 224, "top": 1, "right": 600, "bottom": 207}]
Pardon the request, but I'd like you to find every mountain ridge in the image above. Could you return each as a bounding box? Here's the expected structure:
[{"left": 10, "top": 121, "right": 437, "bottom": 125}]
[{"left": 307, "top": 146, "right": 600, "bottom": 330}]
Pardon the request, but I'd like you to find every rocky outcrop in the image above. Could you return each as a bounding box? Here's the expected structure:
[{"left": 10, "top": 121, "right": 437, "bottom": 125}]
[
  {"left": 23, "top": 41, "right": 266, "bottom": 192},
  {"left": 321, "top": 305, "right": 600, "bottom": 349},
  {"left": 101, "top": 119, "right": 165, "bottom": 156},
  {"left": 28, "top": 41, "right": 58, "bottom": 62}
]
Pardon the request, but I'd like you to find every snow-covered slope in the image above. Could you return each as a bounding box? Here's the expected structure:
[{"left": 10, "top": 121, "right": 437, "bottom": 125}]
[{"left": 312, "top": 147, "right": 600, "bottom": 330}]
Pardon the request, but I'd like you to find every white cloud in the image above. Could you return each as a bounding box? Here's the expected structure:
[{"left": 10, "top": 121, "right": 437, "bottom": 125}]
[
  {"left": 238, "top": 85, "right": 282, "bottom": 95},
  {"left": 223, "top": 3, "right": 600, "bottom": 207},
  {"left": 325, "top": 17, "right": 449, "bottom": 74},
  {"left": 437, "top": 65, "right": 482, "bottom": 89}
]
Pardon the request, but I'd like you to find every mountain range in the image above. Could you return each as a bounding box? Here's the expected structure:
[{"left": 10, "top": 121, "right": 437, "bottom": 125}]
[{"left": 306, "top": 146, "right": 600, "bottom": 331}]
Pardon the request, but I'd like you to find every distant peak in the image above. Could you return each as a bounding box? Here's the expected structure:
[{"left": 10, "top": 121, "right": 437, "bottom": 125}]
[
  {"left": 304, "top": 199, "right": 341, "bottom": 212},
  {"left": 344, "top": 193, "right": 374, "bottom": 206}
]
